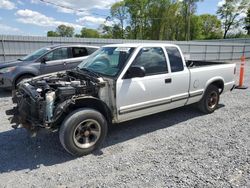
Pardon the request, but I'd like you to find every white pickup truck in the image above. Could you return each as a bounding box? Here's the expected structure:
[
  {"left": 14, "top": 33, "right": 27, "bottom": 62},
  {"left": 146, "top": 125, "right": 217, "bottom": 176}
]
[{"left": 7, "top": 43, "right": 236, "bottom": 156}]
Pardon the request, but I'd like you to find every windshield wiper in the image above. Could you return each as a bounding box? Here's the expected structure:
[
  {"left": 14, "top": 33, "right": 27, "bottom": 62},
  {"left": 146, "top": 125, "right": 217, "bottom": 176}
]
[
  {"left": 17, "top": 58, "right": 23, "bottom": 61},
  {"left": 76, "top": 67, "right": 100, "bottom": 78}
]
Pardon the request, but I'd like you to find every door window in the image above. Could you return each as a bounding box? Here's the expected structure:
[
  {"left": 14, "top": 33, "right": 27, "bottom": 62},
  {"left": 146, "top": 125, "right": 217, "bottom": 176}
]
[
  {"left": 132, "top": 47, "right": 168, "bottom": 76},
  {"left": 45, "top": 48, "right": 69, "bottom": 61},
  {"left": 72, "top": 47, "right": 88, "bottom": 57}
]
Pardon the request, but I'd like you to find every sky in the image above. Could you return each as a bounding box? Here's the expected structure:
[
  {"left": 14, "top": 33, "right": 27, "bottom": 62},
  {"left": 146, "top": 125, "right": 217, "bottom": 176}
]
[{"left": 0, "top": 0, "right": 224, "bottom": 36}]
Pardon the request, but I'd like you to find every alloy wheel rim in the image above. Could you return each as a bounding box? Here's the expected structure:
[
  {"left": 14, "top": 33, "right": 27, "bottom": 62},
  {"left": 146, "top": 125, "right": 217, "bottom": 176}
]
[
  {"left": 73, "top": 119, "right": 101, "bottom": 149},
  {"left": 207, "top": 91, "right": 218, "bottom": 109}
]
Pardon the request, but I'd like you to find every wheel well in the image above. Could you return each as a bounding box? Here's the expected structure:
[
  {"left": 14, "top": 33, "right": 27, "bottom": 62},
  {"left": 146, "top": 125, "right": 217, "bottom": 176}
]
[
  {"left": 67, "top": 98, "right": 112, "bottom": 124},
  {"left": 210, "top": 80, "right": 224, "bottom": 94},
  {"left": 14, "top": 73, "right": 35, "bottom": 86}
]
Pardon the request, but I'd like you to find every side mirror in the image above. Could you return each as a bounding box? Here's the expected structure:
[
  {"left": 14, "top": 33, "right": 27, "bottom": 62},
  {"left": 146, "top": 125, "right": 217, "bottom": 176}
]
[
  {"left": 41, "top": 56, "right": 49, "bottom": 64},
  {"left": 125, "top": 66, "right": 146, "bottom": 79}
]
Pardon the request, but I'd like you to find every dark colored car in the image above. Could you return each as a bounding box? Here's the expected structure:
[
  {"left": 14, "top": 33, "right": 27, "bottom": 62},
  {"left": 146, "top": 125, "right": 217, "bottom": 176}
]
[{"left": 0, "top": 44, "right": 99, "bottom": 89}]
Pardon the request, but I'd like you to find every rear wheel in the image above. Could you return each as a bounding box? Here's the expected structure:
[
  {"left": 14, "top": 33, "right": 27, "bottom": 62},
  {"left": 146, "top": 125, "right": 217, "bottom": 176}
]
[
  {"left": 59, "top": 108, "right": 108, "bottom": 156},
  {"left": 198, "top": 85, "right": 219, "bottom": 114}
]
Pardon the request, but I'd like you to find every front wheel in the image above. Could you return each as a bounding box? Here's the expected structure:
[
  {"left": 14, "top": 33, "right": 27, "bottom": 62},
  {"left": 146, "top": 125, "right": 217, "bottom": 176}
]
[
  {"left": 198, "top": 85, "right": 220, "bottom": 114},
  {"left": 15, "top": 75, "right": 34, "bottom": 89},
  {"left": 59, "top": 108, "right": 108, "bottom": 156}
]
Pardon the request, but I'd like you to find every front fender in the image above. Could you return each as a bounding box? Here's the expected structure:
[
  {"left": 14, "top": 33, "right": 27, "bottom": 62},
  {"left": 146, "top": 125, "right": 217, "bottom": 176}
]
[
  {"left": 13, "top": 65, "right": 40, "bottom": 81},
  {"left": 53, "top": 96, "right": 112, "bottom": 127}
]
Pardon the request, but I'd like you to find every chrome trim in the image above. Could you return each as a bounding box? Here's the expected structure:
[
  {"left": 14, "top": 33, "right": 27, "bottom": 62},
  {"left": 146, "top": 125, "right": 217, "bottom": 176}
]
[
  {"left": 189, "top": 90, "right": 203, "bottom": 97},
  {"left": 119, "top": 91, "right": 203, "bottom": 115},
  {"left": 171, "top": 94, "right": 189, "bottom": 102},
  {"left": 119, "top": 98, "right": 171, "bottom": 115}
]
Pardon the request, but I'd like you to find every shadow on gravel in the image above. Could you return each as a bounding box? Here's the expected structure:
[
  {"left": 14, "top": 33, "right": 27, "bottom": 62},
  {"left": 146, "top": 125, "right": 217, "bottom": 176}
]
[
  {"left": 0, "top": 129, "right": 74, "bottom": 173},
  {"left": 0, "top": 89, "right": 12, "bottom": 98},
  {"left": 104, "top": 104, "right": 224, "bottom": 148},
  {"left": 0, "top": 104, "right": 225, "bottom": 173}
]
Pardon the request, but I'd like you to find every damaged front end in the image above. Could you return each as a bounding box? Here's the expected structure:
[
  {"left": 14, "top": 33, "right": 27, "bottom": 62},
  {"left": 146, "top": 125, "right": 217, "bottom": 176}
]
[{"left": 6, "top": 69, "right": 104, "bottom": 134}]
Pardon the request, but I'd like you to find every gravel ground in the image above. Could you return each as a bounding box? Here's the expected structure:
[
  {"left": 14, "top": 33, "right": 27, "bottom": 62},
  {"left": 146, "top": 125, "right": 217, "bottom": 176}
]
[{"left": 0, "top": 61, "right": 249, "bottom": 188}]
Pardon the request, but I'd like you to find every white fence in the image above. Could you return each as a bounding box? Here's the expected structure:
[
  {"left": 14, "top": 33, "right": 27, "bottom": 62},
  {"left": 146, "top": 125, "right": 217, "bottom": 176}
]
[{"left": 0, "top": 35, "right": 249, "bottom": 62}]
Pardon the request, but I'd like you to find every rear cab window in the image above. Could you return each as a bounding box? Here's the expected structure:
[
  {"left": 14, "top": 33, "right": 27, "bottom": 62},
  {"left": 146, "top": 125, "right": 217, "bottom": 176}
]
[{"left": 165, "top": 47, "right": 184, "bottom": 72}]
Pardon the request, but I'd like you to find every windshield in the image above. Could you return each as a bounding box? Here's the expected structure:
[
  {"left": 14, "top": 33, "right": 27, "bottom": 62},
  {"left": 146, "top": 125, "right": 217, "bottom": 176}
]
[
  {"left": 77, "top": 47, "right": 135, "bottom": 77},
  {"left": 21, "top": 47, "right": 51, "bottom": 61}
]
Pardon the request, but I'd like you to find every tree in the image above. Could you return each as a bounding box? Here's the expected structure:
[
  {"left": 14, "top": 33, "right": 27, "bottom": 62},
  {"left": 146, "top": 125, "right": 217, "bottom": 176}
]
[
  {"left": 99, "top": 24, "right": 113, "bottom": 38},
  {"left": 56, "top": 25, "right": 74, "bottom": 37},
  {"left": 110, "top": 1, "right": 127, "bottom": 38},
  {"left": 100, "top": 24, "right": 125, "bottom": 39},
  {"left": 217, "top": 0, "right": 250, "bottom": 39},
  {"left": 98, "top": 0, "right": 227, "bottom": 40},
  {"left": 244, "top": 8, "right": 250, "bottom": 35},
  {"left": 47, "top": 31, "right": 59, "bottom": 37},
  {"left": 148, "top": 0, "right": 175, "bottom": 40},
  {"left": 81, "top": 28, "right": 100, "bottom": 38},
  {"left": 190, "top": 15, "right": 203, "bottom": 40},
  {"left": 124, "top": 0, "right": 149, "bottom": 39},
  {"left": 181, "top": 0, "right": 203, "bottom": 41},
  {"left": 199, "top": 14, "right": 222, "bottom": 39}
]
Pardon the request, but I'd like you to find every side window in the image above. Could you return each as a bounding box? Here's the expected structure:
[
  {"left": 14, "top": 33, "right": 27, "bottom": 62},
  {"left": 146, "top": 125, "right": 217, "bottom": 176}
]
[
  {"left": 45, "top": 48, "right": 69, "bottom": 61},
  {"left": 72, "top": 47, "right": 88, "bottom": 58},
  {"left": 165, "top": 47, "right": 184, "bottom": 72},
  {"left": 133, "top": 47, "right": 168, "bottom": 76},
  {"left": 87, "top": 47, "right": 98, "bottom": 55}
]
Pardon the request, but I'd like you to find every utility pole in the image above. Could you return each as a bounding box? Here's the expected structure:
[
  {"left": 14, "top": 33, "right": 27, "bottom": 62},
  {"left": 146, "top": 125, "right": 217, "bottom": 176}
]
[{"left": 187, "top": 2, "right": 191, "bottom": 41}]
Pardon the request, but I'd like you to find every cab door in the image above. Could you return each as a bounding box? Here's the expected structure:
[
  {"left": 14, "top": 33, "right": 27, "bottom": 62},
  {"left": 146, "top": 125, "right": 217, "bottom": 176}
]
[
  {"left": 40, "top": 47, "right": 69, "bottom": 74},
  {"left": 66, "top": 47, "right": 89, "bottom": 70},
  {"left": 116, "top": 47, "right": 173, "bottom": 122}
]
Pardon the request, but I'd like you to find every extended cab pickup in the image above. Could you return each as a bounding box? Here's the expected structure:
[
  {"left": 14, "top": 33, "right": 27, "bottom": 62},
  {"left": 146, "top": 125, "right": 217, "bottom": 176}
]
[{"left": 7, "top": 43, "right": 236, "bottom": 156}]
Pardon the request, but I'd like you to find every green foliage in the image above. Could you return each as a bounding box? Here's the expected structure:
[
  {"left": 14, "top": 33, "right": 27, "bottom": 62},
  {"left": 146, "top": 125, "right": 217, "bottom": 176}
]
[
  {"left": 190, "top": 15, "right": 203, "bottom": 40},
  {"left": 226, "top": 31, "right": 250, "bottom": 38},
  {"left": 181, "top": 0, "right": 204, "bottom": 41},
  {"left": 46, "top": 0, "right": 249, "bottom": 40},
  {"left": 217, "top": 0, "right": 250, "bottom": 39},
  {"left": 110, "top": 1, "right": 127, "bottom": 38},
  {"left": 199, "top": 14, "right": 223, "bottom": 39},
  {"left": 81, "top": 28, "right": 100, "bottom": 38},
  {"left": 47, "top": 25, "right": 74, "bottom": 37},
  {"left": 47, "top": 30, "right": 59, "bottom": 37},
  {"left": 56, "top": 25, "right": 74, "bottom": 37},
  {"left": 105, "top": 0, "right": 205, "bottom": 40},
  {"left": 244, "top": 8, "right": 250, "bottom": 35}
]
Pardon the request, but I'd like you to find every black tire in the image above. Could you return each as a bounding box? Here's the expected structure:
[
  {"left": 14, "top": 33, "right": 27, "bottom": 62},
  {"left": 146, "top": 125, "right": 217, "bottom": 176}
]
[
  {"left": 198, "top": 84, "right": 220, "bottom": 114},
  {"left": 59, "top": 108, "right": 108, "bottom": 156},
  {"left": 15, "top": 75, "right": 34, "bottom": 89}
]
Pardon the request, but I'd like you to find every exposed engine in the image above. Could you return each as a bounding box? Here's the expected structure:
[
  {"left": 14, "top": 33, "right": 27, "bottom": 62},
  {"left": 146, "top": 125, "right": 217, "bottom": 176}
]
[{"left": 10, "top": 70, "right": 102, "bottom": 130}]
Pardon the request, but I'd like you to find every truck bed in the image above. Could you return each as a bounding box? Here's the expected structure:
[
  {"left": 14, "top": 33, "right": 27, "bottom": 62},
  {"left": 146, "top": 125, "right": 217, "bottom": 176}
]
[{"left": 186, "top": 60, "right": 230, "bottom": 68}]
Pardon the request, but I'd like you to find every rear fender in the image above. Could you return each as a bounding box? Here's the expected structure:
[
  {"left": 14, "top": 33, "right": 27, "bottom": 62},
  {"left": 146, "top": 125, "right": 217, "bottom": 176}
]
[{"left": 204, "top": 76, "right": 225, "bottom": 95}]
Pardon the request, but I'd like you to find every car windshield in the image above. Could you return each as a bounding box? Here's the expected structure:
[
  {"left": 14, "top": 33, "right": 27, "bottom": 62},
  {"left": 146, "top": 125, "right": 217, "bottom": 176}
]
[
  {"left": 20, "top": 47, "right": 51, "bottom": 61},
  {"left": 77, "top": 47, "right": 135, "bottom": 77}
]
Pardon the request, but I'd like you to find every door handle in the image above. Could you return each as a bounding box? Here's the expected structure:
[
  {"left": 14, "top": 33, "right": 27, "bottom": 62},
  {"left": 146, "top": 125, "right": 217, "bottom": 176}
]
[
  {"left": 63, "top": 62, "right": 67, "bottom": 66},
  {"left": 165, "top": 78, "right": 172, "bottom": 84}
]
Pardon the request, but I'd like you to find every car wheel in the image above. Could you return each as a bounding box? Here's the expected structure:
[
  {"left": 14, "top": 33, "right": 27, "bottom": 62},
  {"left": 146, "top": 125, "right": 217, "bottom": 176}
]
[
  {"left": 59, "top": 108, "right": 108, "bottom": 156},
  {"left": 15, "top": 75, "right": 33, "bottom": 89},
  {"left": 198, "top": 84, "right": 220, "bottom": 114}
]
